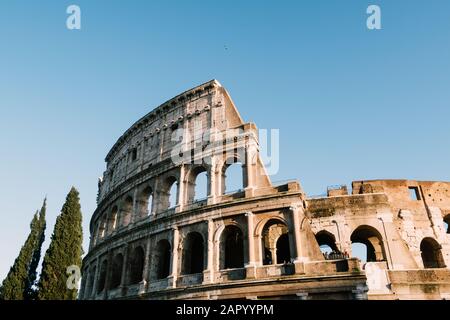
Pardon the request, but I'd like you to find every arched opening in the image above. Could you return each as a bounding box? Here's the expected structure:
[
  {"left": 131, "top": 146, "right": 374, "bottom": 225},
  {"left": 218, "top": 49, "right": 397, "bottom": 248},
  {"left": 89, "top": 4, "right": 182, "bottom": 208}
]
[
  {"left": 121, "top": 196, "right": 133, "bottom": 227},
  {"left": 444, "top": 215, "right": 450, "bottom": 234},
  {"left": 138, "top": 186, "right": 153, "bottom": 218},
  {"left": 182, "top": 232, "right": 204, "bottom": 274},
  {"left": 97, "top": 260, "right": 107, "bottom": 293},
  {"left": 222, "top": 159, "right": 244, "bottom": 194},
  {"left": 99, "top": 216, "right": 107, "bottom": 239},
  {"left": 262, "top": 219, "right": 291, "bottom": 265},
  {"left": 110, "top": 254, "right": 123, "bottom": 289},
  {"left": 194, "top": 171, "right": 208, "bottom": 201},
  {"left": 169, "top": 183, "right": 177, "bottom": 208},
  {"left": 276, "top": 233, "right": 291, "bottom": 264},
  {"left": 154, "top": 240, "right": 171, "bottom": 279},
  {"left": 420, "top": 237, "right": 446, "bottom": 268},
  {"left": 129, "top": 246, "right": 145, "bottom": 285},
  {"left": 108, "top": 206, "right": 118, "bottom": 234},
  {"left": 186, "top": 167, "right": 208, "bottom": 204},
  {"left": 220, "top": 225, "right": 244, "bottom": 269},
  {"left": 315, "top": 230, "right": 339, "bottom": 257},
  {"left": 161, "top": 176, "right": 178, "bottom": 210},
  {"left": 350, "top": 225, "right": 386, "bottom": 264}
]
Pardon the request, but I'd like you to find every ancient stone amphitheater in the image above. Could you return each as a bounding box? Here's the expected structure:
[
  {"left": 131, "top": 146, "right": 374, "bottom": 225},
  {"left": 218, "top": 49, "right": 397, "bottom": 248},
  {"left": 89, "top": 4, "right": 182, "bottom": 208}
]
[{"left": 80, "top": 80, "right": 450, "bottom": 300}]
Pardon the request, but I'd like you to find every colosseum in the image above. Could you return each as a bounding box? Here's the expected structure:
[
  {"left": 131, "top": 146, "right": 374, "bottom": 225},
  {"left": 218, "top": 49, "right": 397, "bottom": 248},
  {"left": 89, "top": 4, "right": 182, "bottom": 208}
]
[{"left": 79, "top": 80, "right": 450, "bottom": 300}]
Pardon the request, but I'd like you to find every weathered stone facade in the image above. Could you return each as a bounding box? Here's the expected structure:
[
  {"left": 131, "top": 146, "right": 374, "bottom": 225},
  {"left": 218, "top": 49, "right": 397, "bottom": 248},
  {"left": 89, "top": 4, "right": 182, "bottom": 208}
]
[{"left": 80, "top": 80, "right": 450, "bottom": 300}]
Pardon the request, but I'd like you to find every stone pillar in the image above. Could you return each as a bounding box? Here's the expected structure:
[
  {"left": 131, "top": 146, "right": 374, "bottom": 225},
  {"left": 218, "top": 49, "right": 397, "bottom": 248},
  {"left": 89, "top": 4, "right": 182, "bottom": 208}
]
[
  {"left": 290, "top": 205, "right": 306, "bottom": 262},
  {"left": 153, "top": 178, "right": 161, "bottom": 215},
  {"left": 103, "top": 250, "right": 113, "bottom": 299},
  {"left": 377, "top": 212, "right": 418, "bottom": 270},
  {"left": 120, "top": 245, "right": 129, "bottom": 290},
  {"left": 168, "top": 227, "right": 180, "bottom": 288},
  {"left": 245, "top": 211, "right": 257, "bottom": 279},
  {"left": 207, "top": 159, "right": 218, "bottom": 205},
  {"left": 177, "top": 166, "right": 185, "bottom": 212},
  {"left": 140, "top": 238, "right": 152, "bottom": 294},
  {"left": 91, "top": 258, "right": 100, "bottom": 300},
  {"left": 244, "top": 141, "right": 256, "bottom": 197},
  {"left": 131, "top": 188, "right": 139, "bottom": 224},
  {"left": 269, "top": 246, "right": 277, "bottom": 265},
  {"left": 203, "top": 219, "right": 215, "bottom": 284},
  {"left": 290, "top": 204, "right": 308, "bottom": 274}
]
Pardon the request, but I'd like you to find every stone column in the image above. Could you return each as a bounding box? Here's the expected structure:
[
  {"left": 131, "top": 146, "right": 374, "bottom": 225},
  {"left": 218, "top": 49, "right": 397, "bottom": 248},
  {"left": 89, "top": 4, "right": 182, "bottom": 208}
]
[
  {"left": 203, "top": 219, "right": 215, "bottom": 284},
  {"left": 131, "top": 188, "right": 139, "bottom": 224},
  {"left": 290, "top": 204, "right": 308, "bottom": 274},
  {"left": 140, "top": 238, "right": 152, "bottom": 294},
  {"left": 244, "top": 141, "right": 256, "bottom": 197},
  {"left": 153, "top": 178, "right": 161, "bottom": 215},
  {"left": 377, "top": 212, "right": 418, "bottom": 270},
  {"left": 177, "top": 166, "right": 185, "bottom": 212},
  {"left": 207, "top": 159, "right": 218, "bottom": 205},
  {"left": 119, "top": 245, "right": 129, "bottom": 292},
  {"left": 168, "top": 227, "right": 180, "bottom": 288},
  {"left": 290, "top": 205, "right": 305, "bottom": 261},
  {"left": 103, "top": 250, "right": 113, "bottom": 299},
  {"left": 91, "top": 258, "right": 100, "bottom": 300},
  {"left": 245, "top": 211, "right": 257, "bottom": 279}
]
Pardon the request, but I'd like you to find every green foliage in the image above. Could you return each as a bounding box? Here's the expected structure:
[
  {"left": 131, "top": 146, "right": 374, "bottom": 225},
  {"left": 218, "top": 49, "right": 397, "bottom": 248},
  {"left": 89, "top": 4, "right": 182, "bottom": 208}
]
[
  {"left": 24, "top": 199, "right": 47, "bottom": 300},
  {"left": 38, "top": 187, "right": 83, "bottom": 300},
  {"left": 0, "top": 211, "right": 41, "bottom": 300}
]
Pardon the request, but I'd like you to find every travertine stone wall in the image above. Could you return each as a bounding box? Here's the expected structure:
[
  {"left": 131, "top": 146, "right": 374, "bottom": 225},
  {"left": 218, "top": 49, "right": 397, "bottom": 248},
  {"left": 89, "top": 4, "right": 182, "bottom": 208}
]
[{"left": 81, "top": 81, "right": 450, "bottom": 300}]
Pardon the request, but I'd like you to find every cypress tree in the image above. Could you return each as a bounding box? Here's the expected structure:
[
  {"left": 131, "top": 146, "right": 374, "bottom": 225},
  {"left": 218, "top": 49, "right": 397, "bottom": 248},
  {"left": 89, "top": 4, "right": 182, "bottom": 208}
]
[
  {"left": 24, "top": 199, "right": 47, "bottom": 300},
  {"left": 0, "top": 212, "right": 40, "bottom": 300},
  {"left": 38, "top": 187, "right": 83, "bottom": 300}
]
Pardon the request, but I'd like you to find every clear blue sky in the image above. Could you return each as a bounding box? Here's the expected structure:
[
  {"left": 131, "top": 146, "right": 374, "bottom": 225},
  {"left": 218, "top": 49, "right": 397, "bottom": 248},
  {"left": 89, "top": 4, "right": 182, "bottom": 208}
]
[{"left": 1, "top": 0, "right": 450, "bottom": 280}]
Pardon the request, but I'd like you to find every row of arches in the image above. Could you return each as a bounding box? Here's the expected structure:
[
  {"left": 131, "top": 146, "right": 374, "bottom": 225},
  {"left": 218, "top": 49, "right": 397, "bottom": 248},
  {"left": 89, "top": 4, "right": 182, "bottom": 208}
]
[
  {"left": 88, "top": 220, "right": 448, "bottom": 297},
  {"left": 315, "top": 225, "right": 447, "bottom": 269},
  {"left": 85, "top": 218, "right": 297, "bottom": 298},
  {"left": 94, "top": 161, "right": 246, "bottom": 244}
]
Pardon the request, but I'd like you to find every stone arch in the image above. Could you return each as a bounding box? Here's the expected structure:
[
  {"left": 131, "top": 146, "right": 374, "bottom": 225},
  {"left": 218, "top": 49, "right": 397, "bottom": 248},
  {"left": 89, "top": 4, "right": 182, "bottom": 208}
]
[
  {"left": 254, "top": 216, "right": 289, "bottom": 238},
  {"left": 350, "top": 225, "right": 386, "bottom": 263},
  {"left": 220, "top": 225, "right": 244, "bottom": 269},
  {"left": 420, "top": 237, "right": 446, "bottom": 268},
  {"left": 153, "top": 239, "right": 171, "bottom": 280},
  {"left": 128, "top": 246, "right": 145, "bottom": 285},
  {"left": 186, "top": 165, "right": 209, "bottom": 203},
  {"left": 261, "top": 219, "right": 291, "bottom": 265},
  {"left": 221, "top": 155, "right": 245, "bottom": 194},
  {"left": 181, "top": 232, "right": 205, "bottom": 274},
  {"left": 108, "top": 206, "right": 118, "bottom": 234},
  {"left": 110, "top": 253, "right": 124, "bottom": 289},
  {"left": 315, "top": 230, "right": 339, "bottom": 254},
  {"left": 137, "top": 185, "right": 153, "bottom": 218},
  {"left": 120, "top": 196, "right": 133, "bottom": 227},
  {"left": 160, "top": 176, "right": 178, "bottom": 210},
  {"left": 97, "top": 259, "right": 108, "bottom": 294}
]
